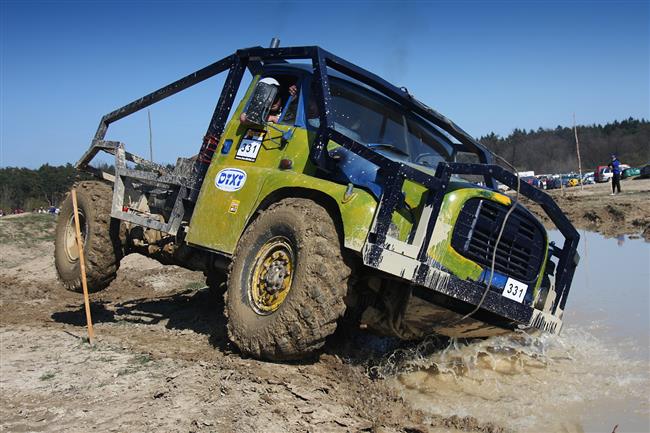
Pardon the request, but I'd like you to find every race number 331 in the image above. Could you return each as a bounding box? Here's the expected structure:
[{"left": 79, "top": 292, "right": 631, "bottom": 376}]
[
  {"left": 502, "top": 277, "right": 528, "bottom": 303},
  {"left": 235, "top": 130, "right": 265, "bottom": 162}
]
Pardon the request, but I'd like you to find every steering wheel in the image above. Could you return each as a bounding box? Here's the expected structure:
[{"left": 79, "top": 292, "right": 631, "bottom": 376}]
[{"left": 414, "top": 153, "right": 438, "bottom": 167}]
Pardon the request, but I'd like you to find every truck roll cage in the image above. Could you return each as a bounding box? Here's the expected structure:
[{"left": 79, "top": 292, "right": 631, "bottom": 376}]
[{"left": 76, "top": 44, "right": 579, "bottom": 320}]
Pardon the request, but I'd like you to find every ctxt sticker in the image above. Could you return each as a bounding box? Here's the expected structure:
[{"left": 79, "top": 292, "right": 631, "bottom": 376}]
[{"left": 215, "top": 168, "right": 247, "bottom": 192}]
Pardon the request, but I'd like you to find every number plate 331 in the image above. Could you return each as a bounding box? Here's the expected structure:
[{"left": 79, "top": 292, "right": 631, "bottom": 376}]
[{"left": 502, "top": 277, "right": 528, "bottom": 303}]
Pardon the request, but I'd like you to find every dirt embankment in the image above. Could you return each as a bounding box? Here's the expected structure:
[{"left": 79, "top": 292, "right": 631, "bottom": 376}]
[
  {"left": 518, "top": 177, "right": 650, "bottom": 240},
  {"left": 0, "top": 214, "right": 506, "bottom": 433}
]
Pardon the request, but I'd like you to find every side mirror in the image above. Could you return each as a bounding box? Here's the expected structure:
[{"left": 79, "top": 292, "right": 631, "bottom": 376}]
[{"left": 241, "top": 81, "right": 278, "bottom": 126}]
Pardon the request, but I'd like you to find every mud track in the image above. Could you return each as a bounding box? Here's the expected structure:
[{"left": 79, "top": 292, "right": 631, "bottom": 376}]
[
  {"left": 2, "top": 180, "right": 646, "bottom": 432},
  {"left": 0, "top": 214, "right": 505, "bottom": 433},
  {"left": 519, "top": 177, "right": 650, "bottom": 240}
]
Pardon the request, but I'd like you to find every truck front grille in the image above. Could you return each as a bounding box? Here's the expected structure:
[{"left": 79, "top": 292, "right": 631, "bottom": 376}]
[{"left": 451, "top": 198, "right": 546, "bottom": 283}]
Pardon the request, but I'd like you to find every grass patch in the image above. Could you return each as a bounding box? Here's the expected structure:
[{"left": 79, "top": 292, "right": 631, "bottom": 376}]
[
  {"left": 39, "top": 371, "right": 56, "bottom": 381},
  {"left": 132, "top": 354, "right": 152, "bottom": 365},
  {"left": 97, "top": 356, "right": 116, "bottom": 363},
  {"left": 0, "top": 214, "right": 57, "bottom": 244},
  {"left": 184, "top": 281, "right": 205, "bottom": 291},
  {"left": 116, "top": 367, "right": 134, "bottom": 377},
  {"left": 115, "top": 354, "right": 154, "bottom": 376}
]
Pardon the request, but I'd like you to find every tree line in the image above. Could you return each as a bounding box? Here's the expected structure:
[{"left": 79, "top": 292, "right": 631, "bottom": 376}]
[
  {"left": 0, "top": 164, "right": 94, "bottom": 212},
  {"left": 1, "top": 118, "right": 648, "bottom": 211},
  {"left": 479, "top": 117, "right": 649, "bottom": 174}
]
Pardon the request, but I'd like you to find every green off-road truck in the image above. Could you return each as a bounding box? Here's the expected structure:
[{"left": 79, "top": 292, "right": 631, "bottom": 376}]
[{"left": 54, "top": 41, "right": 580, "bottom": 360}]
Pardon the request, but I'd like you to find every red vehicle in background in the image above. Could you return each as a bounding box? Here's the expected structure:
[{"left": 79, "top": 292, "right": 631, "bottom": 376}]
[{"left": 594, "top": 165, "right": 612, "bottom": 183}]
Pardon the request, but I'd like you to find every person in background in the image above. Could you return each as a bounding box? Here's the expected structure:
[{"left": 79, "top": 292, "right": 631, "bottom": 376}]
[{"left": 608, "top": 154, "right": 622, "bottom": 195}]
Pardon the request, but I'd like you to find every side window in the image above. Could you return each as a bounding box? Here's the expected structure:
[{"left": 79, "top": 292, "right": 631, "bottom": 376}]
[
  {"left": 271, "top": 74, "right": 299, "bottom": 126},
  {"left": 279, "top": 89, "right": 299, "bottom": 125}
]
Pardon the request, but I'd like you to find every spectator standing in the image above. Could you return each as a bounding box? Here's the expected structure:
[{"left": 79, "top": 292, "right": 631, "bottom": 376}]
[{"left": 608, "top": 154, "right": 622, "bottom": 195}]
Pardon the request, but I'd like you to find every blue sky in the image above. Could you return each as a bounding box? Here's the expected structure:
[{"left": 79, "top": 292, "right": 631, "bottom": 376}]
[{"left": 1, "top": 0, "right": 648, "bottom": 168}]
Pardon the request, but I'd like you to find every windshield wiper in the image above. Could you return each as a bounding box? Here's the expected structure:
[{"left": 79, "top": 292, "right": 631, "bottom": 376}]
[{"left": 367, "top": 143, "right": 410, "bottom": 157}]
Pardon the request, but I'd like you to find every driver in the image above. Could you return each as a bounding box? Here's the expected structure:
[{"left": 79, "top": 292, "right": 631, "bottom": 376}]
[{"left": 240, "top": 77, "right": 297, "bottom": 124}]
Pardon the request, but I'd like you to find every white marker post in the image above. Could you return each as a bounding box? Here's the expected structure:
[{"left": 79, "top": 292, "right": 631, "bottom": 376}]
[{"left": 71, "top": 189, "right": 95, "bottom": 344}]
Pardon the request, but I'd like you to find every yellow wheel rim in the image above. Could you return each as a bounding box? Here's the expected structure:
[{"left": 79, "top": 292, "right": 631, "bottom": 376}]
[
  {"left": 64, "top": 211, "right": 86, "bottom": 262},
  {"left": 249, "top": 237, "right": 295, "bottom": 315}
]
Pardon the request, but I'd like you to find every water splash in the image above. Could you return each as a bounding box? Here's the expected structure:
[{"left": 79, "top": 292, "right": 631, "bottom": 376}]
[{"left": 373, "top": 328, "right": 650, "bottom": 432}]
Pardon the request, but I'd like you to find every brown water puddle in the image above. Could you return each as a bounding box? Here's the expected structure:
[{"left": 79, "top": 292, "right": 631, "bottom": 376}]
[{"left": 387, "top": 231, "right": 650, "bottom": 433}]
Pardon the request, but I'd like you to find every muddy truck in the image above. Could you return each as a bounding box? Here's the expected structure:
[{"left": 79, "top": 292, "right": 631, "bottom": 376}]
[{"left": 54, "top": 41, "right": 580, "bottom": 361}]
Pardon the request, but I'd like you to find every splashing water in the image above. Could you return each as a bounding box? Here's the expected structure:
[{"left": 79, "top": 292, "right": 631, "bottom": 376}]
[
  {"left": 378, "top": 328, "right": 649, "bottom": 432},
  {"left": 368, "top": 230, "right": 650, "bottom": 432}
]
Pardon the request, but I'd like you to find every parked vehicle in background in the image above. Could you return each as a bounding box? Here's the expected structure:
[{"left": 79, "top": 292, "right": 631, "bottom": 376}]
[
  {"left": 546, "top": 177, "right": 562, "bottom": 189},
  {"left": 537, "top": 175, "right": 549, "bottom": 190},
  {"left": 639, "top": 163, "right": 650, "bottom": 178},
  {"left": 594, "top": 165, "right": 612, "bottom": 183},
  {"left": 517, "top": 170, "right": 535, "bottom": 178},
  {"left": 581, "top": 172, "right": 594, "bottom": 185},
  {"left": 567, "top": 177, "right": 580, "bottom": 187},
  {"left": 521, "top": 176, "right": 542, "bottom": 189},
  {"left": 621, "top": 167, "right": 640, "bottom": 179},
  {"left": 559, "top": 175, "right": 571, "bottom": 187}
]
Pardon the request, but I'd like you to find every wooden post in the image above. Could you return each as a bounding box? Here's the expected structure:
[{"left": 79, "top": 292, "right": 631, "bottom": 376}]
[
  {"left": 573, "top": 113, "right": 584, "bottom": 191},
  {"left": 71, "top": 189, "right": 95, "bottom": 344}
]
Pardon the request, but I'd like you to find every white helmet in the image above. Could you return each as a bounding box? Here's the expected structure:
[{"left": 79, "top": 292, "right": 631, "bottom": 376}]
[{"left": 259, "top": 77, "right": 280, "bottom": 86}]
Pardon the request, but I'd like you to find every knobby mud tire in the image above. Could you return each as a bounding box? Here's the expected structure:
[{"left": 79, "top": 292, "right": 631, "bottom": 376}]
[
  {"left": 54, "top": 181, "right": 122, "bottom": 293},
  {"left": 225, "top": 198, "right": 352, "bottom": 361}
]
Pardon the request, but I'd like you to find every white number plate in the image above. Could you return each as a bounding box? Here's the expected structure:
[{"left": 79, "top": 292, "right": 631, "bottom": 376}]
[
  {"left": 502, "top": 277, "right": 528, "bottom": 303},
  {"left": 235, "top": 131, "right": 264, "bottom": 162}
]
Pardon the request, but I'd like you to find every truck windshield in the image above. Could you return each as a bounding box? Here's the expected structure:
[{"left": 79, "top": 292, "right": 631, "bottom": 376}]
[{"left": 328, "top": 78, "right": 455, "bottom": 168}]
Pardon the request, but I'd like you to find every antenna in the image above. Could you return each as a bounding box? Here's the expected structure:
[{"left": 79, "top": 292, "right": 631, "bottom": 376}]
[
  {"left": 148, "top": 109, "right": 153, "bottom": 162},
  {"left": 269, "top": 38, "right": 280, "bottom": 48}
]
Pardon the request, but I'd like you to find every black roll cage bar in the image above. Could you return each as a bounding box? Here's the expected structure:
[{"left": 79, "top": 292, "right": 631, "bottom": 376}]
[{"left": 76, "top": 45, "right": 579, "bottom": 316}]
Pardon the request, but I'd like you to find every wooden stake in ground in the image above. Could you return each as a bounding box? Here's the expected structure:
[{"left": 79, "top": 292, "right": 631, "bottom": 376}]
[
  {"left": 71, "top": 189, "right": 95, "bottom": 344},
  {"left": 574, "top": 113, "right": 584, "bottom": 192}
]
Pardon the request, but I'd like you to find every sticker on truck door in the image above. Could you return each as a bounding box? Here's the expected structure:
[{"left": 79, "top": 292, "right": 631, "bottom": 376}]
[
  {"left": 235, "top": 130, "right": 265, "bottom": 162},
  {"left": 215, "top": 168, "right": 247, "bottom": 192},
  {"left": 502, "top": 277, "right": 528, "bottom": 303}
]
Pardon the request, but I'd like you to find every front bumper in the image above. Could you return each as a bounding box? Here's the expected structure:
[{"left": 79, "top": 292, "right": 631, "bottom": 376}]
[
  {"left": 361, "top": 162, "right": 580, "bottom": 337},
  {"left": 410, "top": 272, "right": 563, "bottom": 337}
]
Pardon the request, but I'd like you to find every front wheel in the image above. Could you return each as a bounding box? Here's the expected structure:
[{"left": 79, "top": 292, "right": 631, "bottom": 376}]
[{"left": 225, "top": 198, "right": 351, "bottom": 361}]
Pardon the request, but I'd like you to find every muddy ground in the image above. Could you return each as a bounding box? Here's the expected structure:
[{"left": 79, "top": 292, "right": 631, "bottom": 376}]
[
  {"left": 519, "top": 177, "right": 650, "bottom": 240},
  {"left": 1, "top": 180, "right": 648, "bottom": 433},
  {"left": 0, "top": 214, "right": 504, "bottom": 433}
]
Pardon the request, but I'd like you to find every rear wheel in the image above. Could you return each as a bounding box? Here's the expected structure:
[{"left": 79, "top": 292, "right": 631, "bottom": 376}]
[
  {"left": 225, "top": 198, "right": 351, "bottom": 361},
  {"left": 54, "top": 181, "right": 123, "bottom": 292}
]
